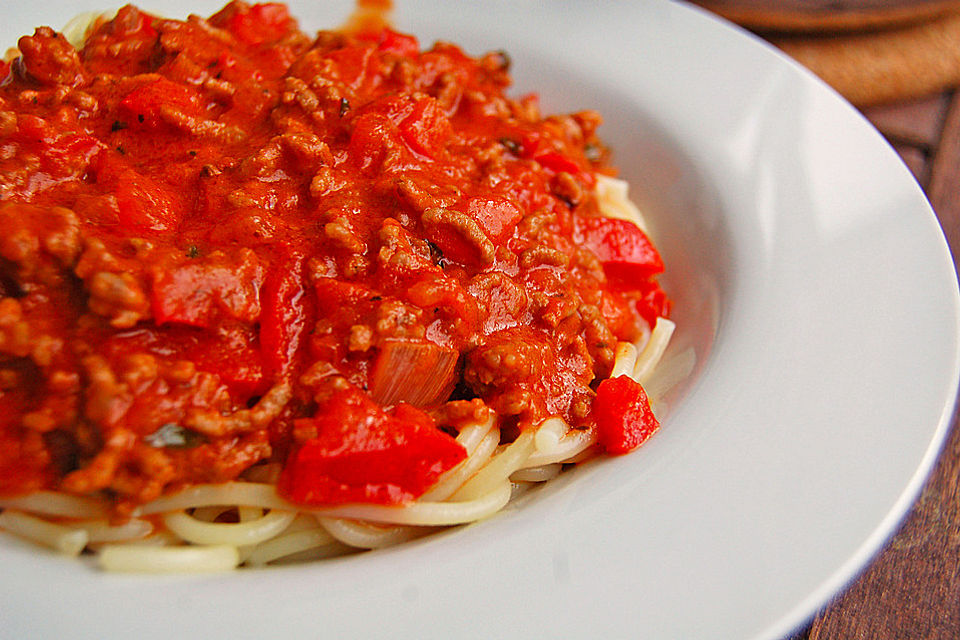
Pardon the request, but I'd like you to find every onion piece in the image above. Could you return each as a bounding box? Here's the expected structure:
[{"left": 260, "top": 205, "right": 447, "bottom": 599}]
[{"left": 369, "top": 339, "right": 458, "bottom": 407}]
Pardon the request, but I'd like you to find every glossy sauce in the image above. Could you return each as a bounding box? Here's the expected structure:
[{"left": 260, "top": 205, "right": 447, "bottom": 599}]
[{"left": 0, "top": 2, "right": 667, "bottom": 511}]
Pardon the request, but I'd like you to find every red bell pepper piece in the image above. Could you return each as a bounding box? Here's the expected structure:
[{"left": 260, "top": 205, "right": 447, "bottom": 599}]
[
  {"left": 423, "top": 225, "right": 482, "bottom": 266},
  {"left": 326, "top": 44, "right": 376, "bottom": 90},
  {"left": 399, "top": 96, "right": 450, "bottom": 158},
  {"left": 260, "top": 250, "right": 306, "bottom": 380},
  {"left": 419, "top": 197, "right": 520, "bottom": 267},
  {"left": 463, "top": 196, "right": 521, "bottom": 241},
  {"left": 114, "top": 169, "right": 182, "bottom": 233},
  {"left": 577, "top": 216, "right": 664, "bottom": 283},
  {"left": 520, "top": 131, "right": 540, "bottom": 158},
  {"left": 593, "top": 375, "right": 659, "bottom": 454},
  {"left": 227, "top": 3, "right": 292, "bottom": 45},
  {"left": 173, "top": 325, "right": 266, "bottom": 398},
  {"left": 278, "top": 387, "right": 466, "bottom": 506},
  {"left": 535, "top": 152, "right": 581, "bottom": 175},
  {"left": 376, "top": 28, "right": 419, "bottom": 57},
  {"left": 348, "top": 112, "right": 394, "bottom": 171},
  {"left": 636, "top": 281, "right": 670, "bottom": 329},
  {"left": 118, "top": 78, "right": 202, "bottom": 130},
  {"left": 151, "top": 252, "right": 263, "bottom": 327},
  {"left": 94, "top": 156, "right": 180, "bottom": 233},
  {"left": 314, "top": 277, "right": 376, "bottom": 317}
]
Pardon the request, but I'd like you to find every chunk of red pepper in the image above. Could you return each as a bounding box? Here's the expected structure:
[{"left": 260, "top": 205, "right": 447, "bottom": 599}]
[
  {"left": 399, "top": 96, "right": 450, "bottom": 158},
  {"left": 593, "top": 375, "right": 659, "bottom": 454},
  {"left": 636, "top": 281, "right": 671, "bottom": 329},
  {"left": 260, "top": 250, "right": 307, "bottom": 380},
  {"left": 325, "top": 44, "right": 376, "bottom": 91},
  {"left": 115, "top": 169, "right": 182, "bottom": 233},
  {"left": 463, "top": 196, "right": 521, "bottom": 241},
  {"left": 94, "top": 157, "right": 181, "bottom": 233},
  {"left": 535, "top": 152, "right": 581, "bottom": 175},
  {"left": 577, "top": 216, "right": 664, "bottom": 283},
  {"left": 151, "top": 251, "right": 263, "bottom": 327},
  {"left": 226, "top": 3, "right": 292, "bottom": 45},
  {"left": 348, "top": 112, "right": 395, "bottom": 171},
  {"left": 520, "top": 131, "right": 540, "bottom": 158},
  {"left": 376, "top": 28, "right": 419, "bottom": 57},
  {"left": 176, "top": 324, "right": 267, "bottom": 397},
  {"left": 278, "top": 387, "right": 466, "bottom": 506},
  {"left": 118, "top": 78, "right": 202, "bottom": 130}
]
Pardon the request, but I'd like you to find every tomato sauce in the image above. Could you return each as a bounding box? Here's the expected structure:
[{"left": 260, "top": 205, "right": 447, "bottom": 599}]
[{"left": 0, "top": 2, "right": 667, "bottom": 512}]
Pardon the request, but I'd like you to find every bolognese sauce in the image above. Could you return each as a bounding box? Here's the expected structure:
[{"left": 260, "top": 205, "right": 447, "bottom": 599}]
[{"left": 0, "top": 1, "right": 669, "bottom": 540}]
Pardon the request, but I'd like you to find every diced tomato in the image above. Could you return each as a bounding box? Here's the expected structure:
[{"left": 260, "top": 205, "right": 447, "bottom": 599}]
[
  {"left": 376, "top": 28, "right": 419, "bottom": 57},
  {"left": 94, "top": 156, "right": 181, "bottom": 232},
  {"left": 422, "top": 224, "right": 485, "bottom": 267},
  {"left": 278, "top": 386, "right": 466, "bottom": 505},
  {"left": 597, "top": 287, "right": 636, "bottom": 340},
  {"left": 118, "top": 78, "right": 202, "bottom": 130},
  {"left": 103, "top": 5, "right": 157, "bottom": 40},
  {"left": 251, "top": 46, "right": 300, "bottom": 80},
  {"left": 216, "top": 53, "right": 237, "bottom": 70},
  {"left": 114, "top": 169, "right": 182, "bottom": 233},
  {"left": 399, "top": 97, "right": 450, "bottom": 158},
  {"left": 101, "top": 324, "right": 266, "bottom": 398},
  {"left": 14, "top": 115, "right": 102, "bottom": 181},
  {"left": 151, "top": 251, "right": 263, "bottom": 327},
  {"left": 407, "top": 276, "right": 480, "bottom": 337},
  {"left": 45, "top": 132, "right": 101, "bottom": 166},
  {"left": 182, "top": 324, "right": 266, "bottom": 397},
  {"left": 0, "top": 59, "right": 10, "bottom": 81},
  {"left": 227, "top": 3, "right": 292, "bottom": 45},
  {"left": 593, "top": 375, "right": 659, "bottom": 454},
  {"left": 463, "top": 196, "right": 521, "bottom": 241},
  {"left": 14, "top": 114, "right": 47, "bottom": 141},
  {"left": 260, "top": 250, "right": 306, "bottom": 379},
  {"left": 348, "top": 112, "right": 395, "bottom": 171},
  {"left": 576, "top": 216, "right": 664, "bottom": 283},
  {"left": 535, "top": 152, "right": 580, "bottom": 175},
  {"left": 325, "top": 45, "right": 376, "bottom": 90},
  {"left": 636, "top": 281, "right": 670, "bottom": 329},
  {"left": 314, "top": 277, "right": 376, "bottom": 316},
  {"left": 422, "top": 196, "right": 519, "bottom": 265},
  {"left": 520, "top": 131, "right": 540, "bottom": 158}
]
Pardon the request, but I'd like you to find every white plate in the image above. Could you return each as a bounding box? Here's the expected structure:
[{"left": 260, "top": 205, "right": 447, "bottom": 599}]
[{"left": 1, "top": 2, "right": 958, "bottom": 639}]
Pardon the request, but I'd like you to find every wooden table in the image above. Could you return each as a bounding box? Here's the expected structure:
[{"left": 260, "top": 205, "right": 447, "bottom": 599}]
[{"left": 780, "top": 77, "right": 960, "bottom": 640}]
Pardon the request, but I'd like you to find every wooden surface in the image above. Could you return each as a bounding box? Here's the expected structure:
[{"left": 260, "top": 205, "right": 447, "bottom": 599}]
[
  {"left": 780, "top": 83, "right": 960, "bottom": 640},
  {"left": 692, "top": 0, "right": 960, "bottom": 32}
]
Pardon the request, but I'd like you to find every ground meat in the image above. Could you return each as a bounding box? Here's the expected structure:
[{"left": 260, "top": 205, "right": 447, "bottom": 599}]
[
  {"left": 0, "top": 203, "right": 81, "bottom": 275},
  {"left": 421, "top": 207, "right": 496, "bottom": 266},
  {"left": 17, "top": 27, "right": 86, "bottom": 87},
  {"left": 73, "top": 239, "right": 151, "bottom": 329},
  {"left": 184, "top": 381, "right": 292, "bottom": 437},
  {"left": 0, "top": 2, "right": 668, "bottom": 511},
  {"left": 462, "top": 325, "right": 594, "bottom": 422},
  {"left": 374, "top": 299, "right": 425, "bottom": 342},
  {"left": 159, "top": 105, "right": 246, "bottom": 144}
]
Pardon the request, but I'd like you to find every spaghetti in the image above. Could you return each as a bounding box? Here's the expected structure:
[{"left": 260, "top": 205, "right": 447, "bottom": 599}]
[{"left": 0, "top": 2, "right": 677, "bottom": 571}]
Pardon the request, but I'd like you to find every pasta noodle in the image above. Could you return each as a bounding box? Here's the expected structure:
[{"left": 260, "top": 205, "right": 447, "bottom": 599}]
[{"left": 98, "top": 545, "right": 241, "bottom": 573}]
